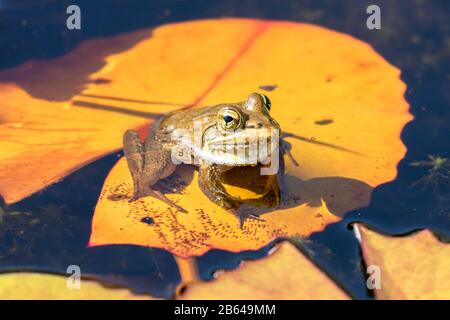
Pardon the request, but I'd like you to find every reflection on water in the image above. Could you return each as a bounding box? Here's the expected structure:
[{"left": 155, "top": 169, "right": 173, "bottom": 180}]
[{"left": 0, "top": 0, "right": 449, "bottom": 299}]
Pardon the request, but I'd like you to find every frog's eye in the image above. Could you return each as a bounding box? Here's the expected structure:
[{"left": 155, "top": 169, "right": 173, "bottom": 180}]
[
  {"left": 217, "top": 107, "right": 242, "bottom": 130},
  {"left": 260, "top": 94, "right": 271, "bottom": 112},
  {"left": 245, "top": 92, "right": 271, "bottom": 113}
]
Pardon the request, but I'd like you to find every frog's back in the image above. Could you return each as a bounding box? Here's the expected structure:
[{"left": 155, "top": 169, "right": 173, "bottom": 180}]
[{"left": 159, "top": 105, "right": 225, "bottom": 132}]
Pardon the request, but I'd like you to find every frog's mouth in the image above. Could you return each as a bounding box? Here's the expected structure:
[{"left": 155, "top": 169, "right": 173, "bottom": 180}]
[
  {"left": 220, "top": 162, "right": 280, "bottom": 207},
  {"left": 200, "top": 127, "right": 279, "bottom": 166}
]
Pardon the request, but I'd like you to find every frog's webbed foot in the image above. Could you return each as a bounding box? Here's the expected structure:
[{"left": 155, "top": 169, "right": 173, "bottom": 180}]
[
  {"left": 129, "top": 189, "right": 144, "bottom": 202},
  {"left": 128, "top": 182, "right": 151, "bottom": 202},
  {"left": 142, "top": 188, "right": 187, "bottom": 213},
  {"left": 128, "top": 182, "right": 187, "bottom": 213},
  {"left": 233, "top": 208, "right": 265, "bottom": 229},
  {"left": 206, "top": 191, "right": 241, "bottom": 213}
]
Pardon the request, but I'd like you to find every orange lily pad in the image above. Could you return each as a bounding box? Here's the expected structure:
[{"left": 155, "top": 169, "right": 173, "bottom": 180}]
[
  {"left": 0, "top": 29, "right": 155, "bottom": 204},
  {"left": 0, "top": 273, "right": 154, "bottom": 300},
  {"left": 0, "top": 18, "right": 411, "bottom": 257},
  {"left": 89, "top": 19, "right": 411, "bottom": 257},
  {"left": 180, "top": 241, "right": 350, "bottom": 299},
  {"left": 356, "top": 224, "right": 450, "bottom": 300}
]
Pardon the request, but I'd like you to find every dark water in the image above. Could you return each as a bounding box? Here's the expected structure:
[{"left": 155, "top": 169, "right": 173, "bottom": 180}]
[{"left": 0, "top": 0, "right": 448, "bottom": 299}]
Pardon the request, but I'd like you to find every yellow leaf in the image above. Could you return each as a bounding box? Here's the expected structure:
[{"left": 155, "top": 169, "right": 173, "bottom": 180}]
[
  {"left": 180, "top": 241, "right": 349, "bottom": 299},
  {"left": 356, "top": 224, "right": 450, "bottom": 299},
  {"left": 0, "top": 273, "right": 155, "bottom": 300},
  {"left": 89, "top": 19, "right": 411, "bottom": 257}
]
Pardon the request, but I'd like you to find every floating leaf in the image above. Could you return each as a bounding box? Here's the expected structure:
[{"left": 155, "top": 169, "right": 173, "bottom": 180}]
[
  {"left": 0, "top": 273, "right": 154, "bottom": 300},
  {"left": 88, "top": 19, "right": 411, "bottom": 256},
  {"left": 0, "top": 244, "right": 348, "bottom": 300},
  {"left": 0, "top": 18, "right": 411, "bottom": 256},
  {"left": 356, "top": 224, "right": 450, "bottom": 299},
  {"left": 180, "top": 242, "right": 349, "bottom": 299}
]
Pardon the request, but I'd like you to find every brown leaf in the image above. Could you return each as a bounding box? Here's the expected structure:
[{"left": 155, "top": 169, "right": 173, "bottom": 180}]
[
  {"left": 0, "top": 273, "right": 155, "bottom": 300},
  {"left": 180, "top": 241, "right": 350, "bottom": 299},
  {"left": 89, "top": 19, "right": 411, "bottom": 256},
  {"left": 356, "top": 224, "right": 450, "bottom": 299}
]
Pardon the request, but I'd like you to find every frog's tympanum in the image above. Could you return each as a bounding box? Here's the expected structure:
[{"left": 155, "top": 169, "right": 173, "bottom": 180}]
[{"left": 123, "top": 93, "right": 290, "bottom": 224}]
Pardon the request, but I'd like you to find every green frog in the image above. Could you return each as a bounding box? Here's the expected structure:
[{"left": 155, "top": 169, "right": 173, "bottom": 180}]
[{"left": 123, "top": 93, "right": 289, "bottom": 223}]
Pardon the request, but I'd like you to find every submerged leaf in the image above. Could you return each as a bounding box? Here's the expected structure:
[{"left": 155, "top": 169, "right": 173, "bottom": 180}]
[
  {"left": 0, "top": 244, "right": 348, "bottom": 300},
  {"left": 88, "top": 19, "right": 411, "bottom": 256},
  {"left": 180, "top": 242, "right": 350, "bottom": 299},
  {"left": 0, "top": 273, "right": 154, "bottom": 300},
  {"left": 356, "top": 224, "right": 450, "bottom": 299}
]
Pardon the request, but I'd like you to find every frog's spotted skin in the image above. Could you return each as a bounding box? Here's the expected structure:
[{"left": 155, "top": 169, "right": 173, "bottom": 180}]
[{"left": 123, "top": 93, "right": 287, "bottom": 223}]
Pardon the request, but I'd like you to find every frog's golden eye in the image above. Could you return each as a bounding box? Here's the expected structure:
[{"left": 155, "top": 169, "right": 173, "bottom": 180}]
[
  {"left": 217, "top": 107, "right": 242, "bottom": 130},
  {"left": 260, "top": 94, "right": 271, "bottom": 112},
  {"left": 245, "top": 92, "right": 271, "bottom": 113}
]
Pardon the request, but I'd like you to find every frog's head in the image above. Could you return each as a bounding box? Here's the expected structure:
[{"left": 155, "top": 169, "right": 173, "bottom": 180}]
[{"left": 200, "top": 93, "right": 281, "bottom": 166}]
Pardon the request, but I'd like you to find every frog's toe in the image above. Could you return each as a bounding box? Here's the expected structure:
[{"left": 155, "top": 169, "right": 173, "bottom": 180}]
[
  {"left": 128, "top": 191, "right": 145, "bottom": 202},
  {"left": 214, "top": 195, "right": 239, "bottom": 210},
  {"left": 238, "top": 212, "right": 265, "bottom": 229},
  {"left": 152, "top": 190, "right": 187, "bottom": 214},
  {"left": 129, "top": 185, "right": 187, "bottom": 213}
]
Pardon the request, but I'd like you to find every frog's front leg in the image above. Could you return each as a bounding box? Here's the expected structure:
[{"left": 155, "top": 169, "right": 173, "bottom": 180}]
[
  {"left": 199, "top": 164, "right": 268, "bottom": 227},
  {"left": 198, "top": 164, "right": 241, "bottom": 210},
  {"left": 123, "top": 130, "right": 185, "bottom": 212}
]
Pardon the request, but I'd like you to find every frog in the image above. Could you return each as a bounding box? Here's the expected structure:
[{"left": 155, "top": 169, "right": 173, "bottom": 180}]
[{"left": 123, "top": 92, "right": 291, "bottom": 224}]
